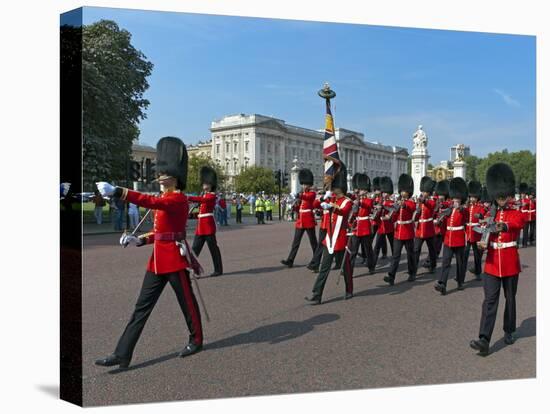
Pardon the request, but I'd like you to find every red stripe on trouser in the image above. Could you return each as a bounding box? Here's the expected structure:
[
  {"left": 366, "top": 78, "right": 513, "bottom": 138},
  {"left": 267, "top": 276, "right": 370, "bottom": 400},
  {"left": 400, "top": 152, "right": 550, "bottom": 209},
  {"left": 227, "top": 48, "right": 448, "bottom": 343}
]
[{"left": 178, "top": 270, "right": 203, "bottom": 345}]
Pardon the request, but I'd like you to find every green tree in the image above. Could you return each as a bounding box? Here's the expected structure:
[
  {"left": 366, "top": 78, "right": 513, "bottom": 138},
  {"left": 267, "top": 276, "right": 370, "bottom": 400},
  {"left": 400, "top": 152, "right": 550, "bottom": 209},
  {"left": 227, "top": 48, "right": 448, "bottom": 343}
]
[
  {"left": 407, "top": 156, "right": 412, "bottom": 175},
  {"left": 475, "top": 149, "right": 535, "bottom": 188},
  {"left": 465, "top": 155, "right": 481, "bottom": 182},
  {"left": 82, "top": 20, "right": 153, "bottom": 189},
  {"left": 234, "top": 166, "right": 277, "bottom": 194},
  {"left": 187, "top": 154, "right": 225, "bottom": 194}
]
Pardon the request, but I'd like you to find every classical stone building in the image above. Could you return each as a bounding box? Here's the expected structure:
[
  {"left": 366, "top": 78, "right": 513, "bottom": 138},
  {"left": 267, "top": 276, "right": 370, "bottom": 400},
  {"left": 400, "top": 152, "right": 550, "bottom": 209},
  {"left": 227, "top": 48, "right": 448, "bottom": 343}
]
[
  {"left": 188, "top": 141, "right": 213, "bottom": 158},
  {"left": 209, "top": 113, "right": 408, "bottom": 190},
  {"left": 131, "top": 142, "right": 156, "bottom": 163}
]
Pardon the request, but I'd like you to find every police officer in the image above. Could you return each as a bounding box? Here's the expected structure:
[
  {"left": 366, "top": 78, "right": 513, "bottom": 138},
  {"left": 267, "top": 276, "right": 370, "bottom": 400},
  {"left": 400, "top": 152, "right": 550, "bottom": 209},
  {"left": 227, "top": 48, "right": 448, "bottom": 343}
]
[{"left": 94, "top": 137, "right": 204, "bottom": 369}]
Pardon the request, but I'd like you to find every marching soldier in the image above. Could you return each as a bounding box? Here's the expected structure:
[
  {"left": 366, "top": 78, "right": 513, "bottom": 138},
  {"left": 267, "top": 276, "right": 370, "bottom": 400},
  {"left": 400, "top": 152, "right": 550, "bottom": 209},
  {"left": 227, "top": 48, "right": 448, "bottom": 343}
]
[
  {"left": 470, "top": 163, "right": 526, "bottom": 356},
  {"left": 281, "top": 169, "right": 318, "bottom": 268},
  {"left": 188, "top": 166, "right": 223, "bottom": 277},
  {"left": 384, "top": 174, "right": 418, "bottom": 285},
  {"left": 94, "top": 137, "right": 204, "bottom": 369},
  {"left": 423, "top": 180, "right": 450, "bottom": 269},
  {"left": 413, "top": 176, "right": 438, "bottom": 274},
  {"left": 434, "top": 177, "right": 469, "bottom": 295},
  {"left": 519, "top": 184, "right": 536, "bottom": 247},
  {"left": 464, "top": 180, "right": 486, "bottom": 280},
  {"left": 372, "top": 176, "right": 395, "bottom": 268},
  {"left": 371, "top": 177, "right": 388, "bottom": 259},
  {"left": 308, "top": 190, "right": 332, "bottom": 272},
  {"left": 305, "top": 167, "right": 354, "bottom": 304},
  {"left": 343, "top": 173, "right": 376, "bottom": 277}
]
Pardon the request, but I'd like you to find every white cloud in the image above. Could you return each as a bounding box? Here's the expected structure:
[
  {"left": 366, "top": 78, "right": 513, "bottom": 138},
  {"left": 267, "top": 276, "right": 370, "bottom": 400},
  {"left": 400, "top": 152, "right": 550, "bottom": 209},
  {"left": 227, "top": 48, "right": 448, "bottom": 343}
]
[{"left": 493, "top": 89, "right": 521, "bottom": 108}]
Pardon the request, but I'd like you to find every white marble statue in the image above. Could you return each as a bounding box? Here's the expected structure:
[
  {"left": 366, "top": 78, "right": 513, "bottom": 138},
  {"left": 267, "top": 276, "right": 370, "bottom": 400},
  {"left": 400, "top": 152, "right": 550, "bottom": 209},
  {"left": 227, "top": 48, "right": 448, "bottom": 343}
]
[
  {"left": 412, "top": 125, "right": 428, "bottom": 150},
  {"left": 455, "top": 144, "right": 465, "bottom": 161}
]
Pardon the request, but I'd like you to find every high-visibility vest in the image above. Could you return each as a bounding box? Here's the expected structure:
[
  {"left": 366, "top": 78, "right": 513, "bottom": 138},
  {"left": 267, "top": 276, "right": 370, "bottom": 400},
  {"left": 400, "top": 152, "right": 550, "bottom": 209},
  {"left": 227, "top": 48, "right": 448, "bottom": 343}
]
[
  {"left": 255, "top": 199, "right": 265, "bottom": 212},
  {"left": 265, "top": 200, "right": 273, "bottom": 211}
]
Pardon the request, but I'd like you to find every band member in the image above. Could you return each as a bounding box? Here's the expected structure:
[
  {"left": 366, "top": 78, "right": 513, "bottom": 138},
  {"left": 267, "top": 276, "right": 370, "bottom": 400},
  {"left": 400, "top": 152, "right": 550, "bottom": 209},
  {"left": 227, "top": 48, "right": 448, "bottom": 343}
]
[
  {"left": 188, "top": 166, "right": 223, "bottom": 277},
  {"left": 464, "top": 180, "right": 486, "bottom": 280},
  {"left": 470, "top": 163, "right": 526, "bottom": 356},
  {"left": 413, "top": 176, "right": 438, "bottom": 274},
  {"left": 371, "top": 177, "right": 388, "bottom": 258},
  {"left": 308, "top": 190, "right": 332, "bottom": 272},
  {"left": 343, "top": 173, "right": 376, "bottom": 276},
  {"left": 305, "top": 167, "right": 354, "bottom": 304},
  {"left": 434, "top": 177, "right": 468, "bottom": 295},
  {"left": 384, "top": 174, "right": 417, "bottom": 285},
  {"left": 519, "top": 184, "right": 536, "bottom": 247},
  {"left": 372, "top": 176, "right": 395, "bottom": 267},
  {"left": 424, "top": 180, "right": 450, "bottom": 269},
  {"left": 281, "top": 169, "right": 318, "bottom": 268},
  {"left": 95, "top": 137, "right": 204, "bottom": 369}
]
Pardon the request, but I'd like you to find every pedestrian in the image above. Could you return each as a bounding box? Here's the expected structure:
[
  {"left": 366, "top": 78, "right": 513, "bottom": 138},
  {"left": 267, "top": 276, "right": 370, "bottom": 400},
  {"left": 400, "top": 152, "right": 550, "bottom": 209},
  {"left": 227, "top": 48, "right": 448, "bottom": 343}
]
[
  {"left": 470, "top": 163, "right": 526, "bottom": 356},
  {"left": 114, "top": 197, "right": 125, "bottom": 231},
  {"left": 305, "top": 167, "right": 353, "bottom": 304},
  {"left": 92, "top": 190, "right": 106, "bottom": 225},
  {"left": 265, "top": 196, "right": 273, "bottom": 221},
  {"left": 281, "top": 169, "right": 318, "bottom": 267},
  {"left": 464, "top": 180, "right": 486, "bottom": 281},
  {"left": 128, "top": 202, "right": 140, "bottom": 230},
  {"left": 434, "top": 177, "right": 469, "bottom": 295},
  {"left": 249, "top": 193, "right": 256, "bottom": 215},
  {"left": 94, "top": 137, "right": 204, "bottom": 369},
  {"left": 188, "top": 167, "right": 224, "bottom": 277},
  {"left": 235, "top": 196, "right": 243, "bottom": 223},
  {"left": 219, "top": 194, "right": 228, "bottom": 226},
  {"left": 384, "top": 173, "right": 418, "bottom": 285},
  {"left": 413, "top": 176, "right": 438, "bottom": 274}
]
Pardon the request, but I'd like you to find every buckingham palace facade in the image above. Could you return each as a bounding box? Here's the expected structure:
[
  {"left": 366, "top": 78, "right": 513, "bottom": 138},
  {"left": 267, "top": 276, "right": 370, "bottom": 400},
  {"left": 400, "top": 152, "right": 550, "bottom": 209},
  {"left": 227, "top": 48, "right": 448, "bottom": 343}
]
[{"left": 207, "top": 113, "right": 408, "bottom": 190}]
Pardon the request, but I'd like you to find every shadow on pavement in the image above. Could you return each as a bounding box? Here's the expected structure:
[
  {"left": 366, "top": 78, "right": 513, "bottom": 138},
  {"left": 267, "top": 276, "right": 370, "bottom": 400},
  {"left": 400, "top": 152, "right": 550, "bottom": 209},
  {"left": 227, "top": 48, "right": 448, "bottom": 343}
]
[
  {"left": 108, "top": 352, "right": 180, "bottom": 375},
  {"left": 206, "top": 313, "right": 340, "bottom": 350},
  {"left": 221, "top": 264, "right": 306, "bottom": 277},
  {"left": 489, "top": 316, "right": 536, "bottom": 355}
]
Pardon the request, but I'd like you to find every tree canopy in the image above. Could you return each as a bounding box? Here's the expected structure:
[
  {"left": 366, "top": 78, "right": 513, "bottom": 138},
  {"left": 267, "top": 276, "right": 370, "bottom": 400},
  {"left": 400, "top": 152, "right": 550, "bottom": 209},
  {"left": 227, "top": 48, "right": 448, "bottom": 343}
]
[
  {"left": 82, "top": 20, "right": 153, "bottom": 189},
  {"left": 234, "top": 166, "right": 277, "bottom": 194},
  {"left": 474, "top": 150, "right": 536, "bottom": 187}
]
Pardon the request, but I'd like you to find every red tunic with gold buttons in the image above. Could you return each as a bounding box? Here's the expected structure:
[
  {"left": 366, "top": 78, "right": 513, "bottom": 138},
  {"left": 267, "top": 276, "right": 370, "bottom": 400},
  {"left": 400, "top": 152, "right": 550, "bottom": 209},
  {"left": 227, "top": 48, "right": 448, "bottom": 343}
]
[
  {"left": 465, "top": 201, "right": 486, "bottom": 243},
  {"left": 394, "top": 199, "right": 416, "bottom": 240},
  {"left": 484, "top": 207, "right": 525, "bottom": 277},
  {"left": 355, "top": 197, "right": 374, "bottom": 237},
  {"left": 295, "top": 191, "right": 316, "bottom": 229},
  {"left": 122, "top": 189, "right": 190, "bottom": 275},
  {"left": 188, "top": 192, "right": 216, "bottom": 236},
  {"left": 377, "top": 199, "right": 396, "bottom": 235},
  {"left": 521, "top": 198, "right": 536, "bottom": 222},
  {"left": 415, "top": 199, "right": 437, "bottom": 239},
  {"left": 322, "top": 196, "right": 353, "bottom": 252},
  {"left": 435, "top": 199, "right": 451, "bottom": 237},
  {"left": 444, "top": 207, "right": 467, "bottom": 247},
  {"left": 313, "top": 198, "right": 330, "bottom": 230}
]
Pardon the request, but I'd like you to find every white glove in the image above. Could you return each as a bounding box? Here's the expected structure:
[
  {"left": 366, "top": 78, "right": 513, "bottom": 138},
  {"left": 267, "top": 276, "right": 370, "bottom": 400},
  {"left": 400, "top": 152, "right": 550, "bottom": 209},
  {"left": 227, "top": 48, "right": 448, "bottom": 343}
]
[
  {"left": 321, "top": 202, "right": 332, "bottom": 210},
  {"left": 119, "top": 234, "right": 139, "bottom": 247},
  {"left": 96, "top": 182, "right": 116, "bottom": 197},
  {"left": 323, "top": 191, "right": 333, "bottom": 200},
  {"left": 60, "top": 182, "right": 71, "bottom": 197}
]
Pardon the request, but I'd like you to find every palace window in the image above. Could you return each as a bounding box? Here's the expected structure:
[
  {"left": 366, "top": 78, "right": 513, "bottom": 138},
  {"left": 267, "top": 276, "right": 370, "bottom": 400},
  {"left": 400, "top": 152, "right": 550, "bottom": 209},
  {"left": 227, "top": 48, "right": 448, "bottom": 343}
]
[
  {"left": 245, "top": 141, "right": 249, "bottom": 152},
  {"left": 234, "top": 142, "right": 238, "bottom": 152},
  {"left": 216, "top": 144, "right": 220, "bottom": 154},
  {"left": 226, "top": 142, "right": 230, "bottom": 152}
]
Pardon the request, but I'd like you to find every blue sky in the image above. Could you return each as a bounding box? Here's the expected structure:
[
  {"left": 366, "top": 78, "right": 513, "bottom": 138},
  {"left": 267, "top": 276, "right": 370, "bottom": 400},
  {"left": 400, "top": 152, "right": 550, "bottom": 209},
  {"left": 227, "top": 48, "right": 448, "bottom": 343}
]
[{"left": 80, "top": 7, "right": 536, "bottom": 164}]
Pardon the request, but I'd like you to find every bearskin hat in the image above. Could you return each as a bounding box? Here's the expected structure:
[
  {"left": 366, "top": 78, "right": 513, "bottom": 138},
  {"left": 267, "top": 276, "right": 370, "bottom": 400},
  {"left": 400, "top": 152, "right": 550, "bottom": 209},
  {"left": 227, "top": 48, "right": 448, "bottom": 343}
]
[
  {"left": 480, "top": 185, "right": 490, "bottom": 203},
  {"left": 156, "top": 137, "right": 188, "bottom": 190},
  {"left": 529, "top": 186, "right": 536, "bottom": 197},
  {"left": 486, "top": 162, "right": 516, "bottom": 200},
  {"left": 449, "top": 177, "right": 468, "bottom": 203},
  {"left": 331, "top": 164, "right": 347, "bottom": 193},
  {"left": 518, "top": 182, "right": 529, "bottom": 194},
  {"left": 298, "top": 169, "right": 314, "bottom": 186},
  {"left": 352, "top": 173, "right": 371, "bottom": 191},
  {"left": 397, "top": 173, "right": 414, "bottom": 195},
  {"left": 200, "top": 166, "right": 218, "bottom": 191},
  {"left": 380, "top": 176, "right": 393, "bottom": 194},
  {"left": 468, "top": 180, "right": 482, "bottom": 198},
  {"left": 372, "top": 177, "right": 381, "bottom": 192},
  {"left": 434, "top": 180, "right": 450, "bottom": 198},
  {"left": 420, "top": 176, "right": 435, "bottom": 194}
]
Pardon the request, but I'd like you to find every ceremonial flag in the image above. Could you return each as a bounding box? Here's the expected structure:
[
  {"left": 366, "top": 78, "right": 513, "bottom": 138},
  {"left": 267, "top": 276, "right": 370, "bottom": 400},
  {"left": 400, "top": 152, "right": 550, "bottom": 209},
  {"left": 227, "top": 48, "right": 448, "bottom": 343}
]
[{"left": 322, "top": 99, "right": 341, "bottom": 186}]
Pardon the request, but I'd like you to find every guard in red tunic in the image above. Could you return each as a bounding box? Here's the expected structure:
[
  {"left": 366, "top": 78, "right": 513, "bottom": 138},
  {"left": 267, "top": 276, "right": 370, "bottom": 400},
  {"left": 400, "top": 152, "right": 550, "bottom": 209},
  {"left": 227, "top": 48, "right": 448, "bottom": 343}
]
[
  {"left": 188, "top": 166, "right": 223, "bottom": 277},
  {"left": 372, "top": 176, "right": 395, "bottom": 267},
  {"left": 308, "top": 190, "right": 332, "bottom": 272},
  {"left": 343, "top": 173, "right": 376, "bottom": 276},
  {"left": 371, "top": 177, "right": 388, "bottom": 259},
  {"left": 424, "top": 180, "right": 451, "bottom": 269},
  {"left": 94, "top": 137, "right": 204, "bottom": 369},
  {"left": 413, "top": 176, "right": 438, "bottom": 274},
  {"left": 434, "top": 177, "right": 468, "bottom": 295},
  {"left": 282, "top": 169, "right": 318, "bottom": 268},
  {"left": 305, "top": 168, "right": 354, "bottom": 304},
  {"left": 384, "top": 174, "right": 418, "bottom": 285},
  {"left": 464, "top": 180, "right": 486, "bottom": 280},
  {"left": 519, "top": 183, "right": 536, "bottom": 247},
  {"left": 470, "top": 163, "right": 526, "bottom": 356}
]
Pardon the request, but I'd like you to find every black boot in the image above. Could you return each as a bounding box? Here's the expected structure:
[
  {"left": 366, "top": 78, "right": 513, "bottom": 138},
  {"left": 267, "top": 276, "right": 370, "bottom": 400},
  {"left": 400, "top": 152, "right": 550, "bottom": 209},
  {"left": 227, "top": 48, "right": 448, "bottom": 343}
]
[
  {"left": 304, "top": 295, "right": 321, "bottom": 305},
  {"left": 209, "top": 271, "right": 223, "bottom": 277},
  {"left": 345, "top": 292, "right": 353, "bottom": 300},
  {"left": 281, "top": 259, "right": 293, "bottom": 268},
  {"left": 95, "top": 354, "right": 130, "bottom": 369},
  {"left": 383, "top": 275, "right": 395, "bottom": 286},
  {"left": 470, "top": 337, "right": 489, "bottom": 356},
  {"left": 407, "top": 273, "right": 416, "bottom": 282},
  {"left": 434, "top": 281, "right": 446, "bottom": 295},
  {"left": 178, "top": 343, "right": 203, "bottom": 358},
  {"left": 504, "top": 332, "right": 516, "bottom": 345}
]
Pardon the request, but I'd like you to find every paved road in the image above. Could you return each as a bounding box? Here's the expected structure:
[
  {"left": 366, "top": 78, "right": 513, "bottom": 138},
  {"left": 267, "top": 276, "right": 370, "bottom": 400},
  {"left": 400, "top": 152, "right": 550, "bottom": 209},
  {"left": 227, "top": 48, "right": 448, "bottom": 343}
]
[{"left": 82, "top": 220, "right": 536, "bottom": 406}]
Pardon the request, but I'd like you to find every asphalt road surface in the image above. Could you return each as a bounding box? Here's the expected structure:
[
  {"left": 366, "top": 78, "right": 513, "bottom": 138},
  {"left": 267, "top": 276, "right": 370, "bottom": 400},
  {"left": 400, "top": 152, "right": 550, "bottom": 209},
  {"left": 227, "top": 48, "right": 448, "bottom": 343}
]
[{"left": 82, "top": 220, "right": 536, "bottom": 406}]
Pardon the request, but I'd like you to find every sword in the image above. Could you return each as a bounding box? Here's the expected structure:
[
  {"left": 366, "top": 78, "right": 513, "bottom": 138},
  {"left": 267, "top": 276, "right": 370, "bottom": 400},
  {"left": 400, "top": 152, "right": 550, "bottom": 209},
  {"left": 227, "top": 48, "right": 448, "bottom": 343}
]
[
  {"left": 122, "top": 209, "right": 152, "bottom": 248},
  {"left": 190, "top": 274, "right": 211, "bottom": 322}
]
